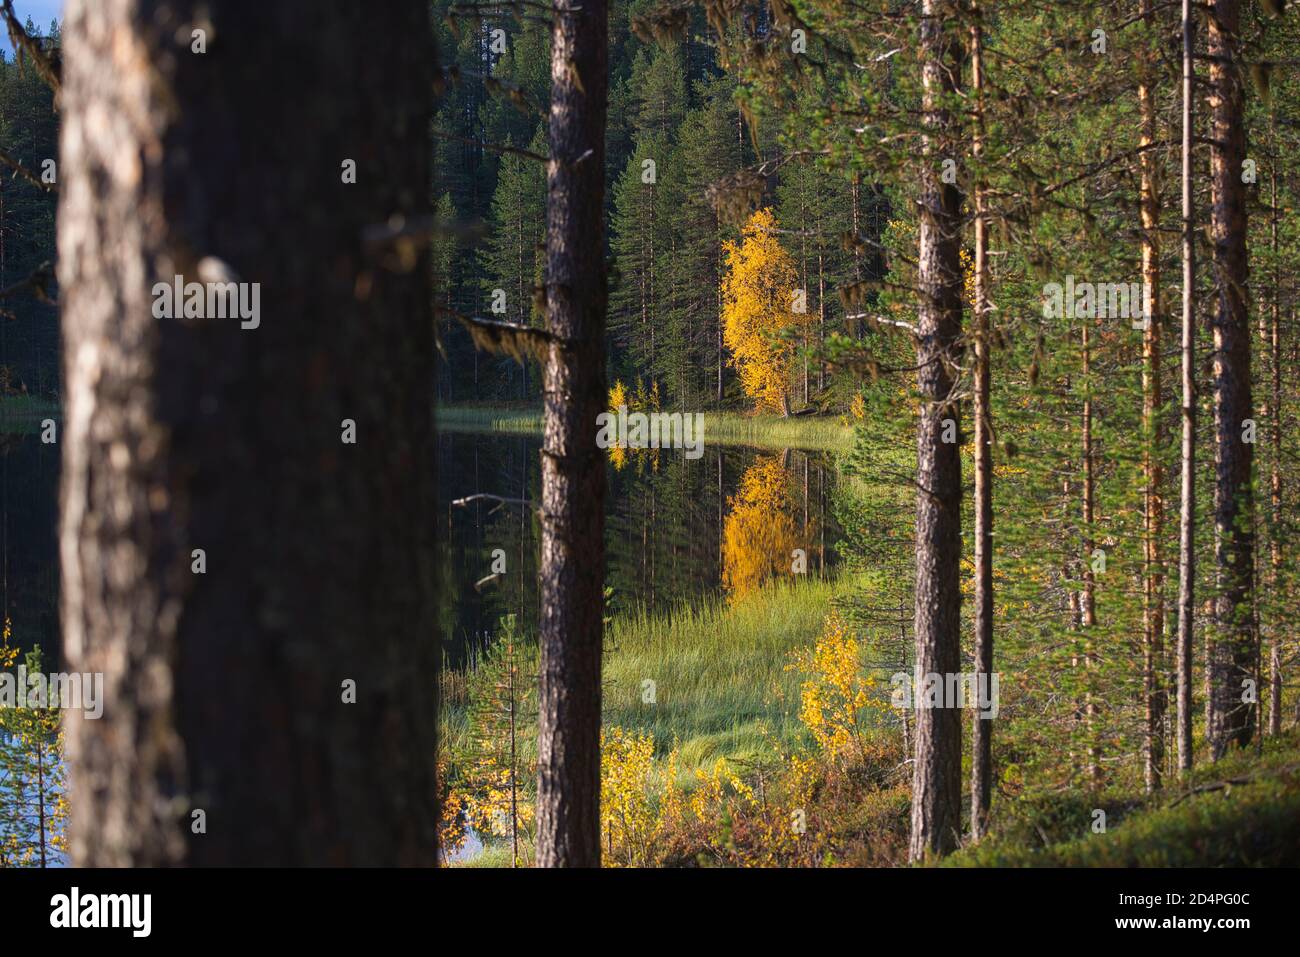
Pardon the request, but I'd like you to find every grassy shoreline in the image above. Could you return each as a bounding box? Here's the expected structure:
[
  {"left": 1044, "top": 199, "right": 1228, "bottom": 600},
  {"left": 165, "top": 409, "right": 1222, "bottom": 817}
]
[
  {"left": 437, "top": 403, "right": 853, "bottom": 453},
  {"left": 442, "top": 576, "right": 835, "bottom": 779},
  {"left": 0, "top": 396, "right": 60, "bottom": 434}
]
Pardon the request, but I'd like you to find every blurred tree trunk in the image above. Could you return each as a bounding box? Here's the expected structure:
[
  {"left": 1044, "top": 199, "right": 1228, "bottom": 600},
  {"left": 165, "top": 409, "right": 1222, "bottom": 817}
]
[
  {"left": 58, "top": 0, "right": 437, "bottom": 865},
  {"left": 536, "top": 0, "right": 609, "bottom": 867}
]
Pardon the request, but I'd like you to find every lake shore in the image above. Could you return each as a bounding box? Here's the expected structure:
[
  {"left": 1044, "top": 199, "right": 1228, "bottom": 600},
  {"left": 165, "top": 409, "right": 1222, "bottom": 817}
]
[{"left": 436, "top": 403, "right": 854, "bottom": 453}]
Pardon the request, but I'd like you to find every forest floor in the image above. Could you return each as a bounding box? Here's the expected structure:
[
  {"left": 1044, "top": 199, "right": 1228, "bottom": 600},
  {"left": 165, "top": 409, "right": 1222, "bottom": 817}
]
[
  {"left": 946, "top": 729, "right": 1300, "bottom": 867},
  {"left": 447, "top": 561, "right": 1300, "bottom": 865},
  {"left": 437, "top": 402, "right": 854, "bottom": 452}
]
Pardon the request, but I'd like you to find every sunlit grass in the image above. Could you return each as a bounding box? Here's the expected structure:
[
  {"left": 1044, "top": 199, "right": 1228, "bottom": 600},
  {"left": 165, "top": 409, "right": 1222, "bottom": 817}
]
[
  {"left": 441, "top": 576, "right": 835, "bottom": 778},
  {"left": 946, "top": 729, "right": 1300, "bottom": 867},
  {"left": 699, "top": 412, "right": 852, "bottom": 452},
  {"left": 437, "top": 404, "right": 541, "bottom": 436},
  {"left": 604, "top": 577, "right": 833, "bottom": 772},
  {"left": 0, "top": 395, "right": 59, "bottom": 433},
  {"left": 436, "top": 403, "right": 852, "bottom": 452}
]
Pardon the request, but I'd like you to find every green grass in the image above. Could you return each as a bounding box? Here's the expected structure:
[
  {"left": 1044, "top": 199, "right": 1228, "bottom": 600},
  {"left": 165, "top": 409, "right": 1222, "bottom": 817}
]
[
  {"left": 0, "top": 395, "right": 59, "bottom": 433},
  {"left": 946, "top": 731, "right": 1300, "bottom": 867},
  {"left": 699, "top": 412, "right": 852, "bottom": 452},
  {"left": 442, "top": 576, "right": 834, "bottom": 779},
  {"left": 603, "top": 577, "right": 832, "bottom": 771},
  {"left": 436, "top": 403, "right": 853, "bottom": 452},
  {"left": 437, "top": 404, "right": 542, "bottom": 436}
]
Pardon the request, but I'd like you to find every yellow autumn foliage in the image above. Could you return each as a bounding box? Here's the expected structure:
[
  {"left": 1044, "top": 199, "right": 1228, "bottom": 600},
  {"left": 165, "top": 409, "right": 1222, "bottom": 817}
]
[
  {"left": 721, "top": 456, "right": 806, "bottom": 603},
  {"left": 787, "top": 611, "right": 874, "bottom": 764},
  {"left": 600, "top": 726, "right": 680, "bottom": 867},
  {"left": 721, "top": 208, "right": 808, "bottom": 414}
]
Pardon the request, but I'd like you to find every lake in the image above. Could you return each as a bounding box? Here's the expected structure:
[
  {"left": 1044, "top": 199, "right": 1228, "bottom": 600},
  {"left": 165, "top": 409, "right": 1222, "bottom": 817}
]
[
  {"left": 0, "top": 423, "right": 842, "bottom": 670},
  {"left": 435, "top": 429, "right": 841, "bottom": 666}
]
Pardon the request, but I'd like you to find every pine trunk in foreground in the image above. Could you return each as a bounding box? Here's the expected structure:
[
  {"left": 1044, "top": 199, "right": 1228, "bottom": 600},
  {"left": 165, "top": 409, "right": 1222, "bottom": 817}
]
[
  {"left": 1176, "top": 0, "right": 1196, "bottom": 774},
  {"left": 909, "top": 0, "right": 964, "bottom": 863},
  {"left": 59, "top": 0, "right": 437, "bottom": 865},
  {"left": 536, "top": 0, "right": 609, "bottom": 868},
  {"left": 1206, "top": 0, "right": 1255, "bottom": 758}
]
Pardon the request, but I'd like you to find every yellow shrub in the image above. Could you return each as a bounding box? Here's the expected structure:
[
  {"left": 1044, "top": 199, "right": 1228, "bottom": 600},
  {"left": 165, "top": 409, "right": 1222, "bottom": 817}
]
[
  {"left": 601, "top": 727, "right": 679, "bottom": 866},
  {"left": 787, "top": 612, "right": 874, "bottom": 764}
]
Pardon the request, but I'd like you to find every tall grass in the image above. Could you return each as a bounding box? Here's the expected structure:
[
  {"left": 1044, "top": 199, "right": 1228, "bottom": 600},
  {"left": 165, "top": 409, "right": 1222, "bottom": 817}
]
[
  {"left": 604, "top": 578, "right": 832, "bottom": 771},
  {"left": 698, "top": 412, "right": 851, "bottom": 452},
  {"left": 441, "top": 577, "right": 835, "bottom": 777},
  {"left": 437, "top": 404, "right": 541, "bottom": 436},
  {"left": 436, "top": 403, "right": 852, "bottom": 452}
]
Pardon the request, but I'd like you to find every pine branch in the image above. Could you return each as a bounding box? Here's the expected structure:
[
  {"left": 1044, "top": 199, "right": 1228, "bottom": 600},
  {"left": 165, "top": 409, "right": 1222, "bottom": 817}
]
[
  {"left": 446, "top": 310, "right": 574, "bottom": 364},
  {"left": 0, "top": 145, "right": 55, "bottom": 193}
]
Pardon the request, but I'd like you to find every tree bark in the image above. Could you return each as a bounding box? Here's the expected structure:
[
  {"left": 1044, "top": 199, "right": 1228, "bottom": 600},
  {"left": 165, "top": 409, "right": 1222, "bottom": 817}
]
[
  {"left": 1082, "top": 313, "right": 1099, "bottom": 787},
  {"left": 1266, "top": 125, "right": 1282, "bottom": 737},
  {"left": 1268, "top": 157, "right": 1279, "bottom": 738},
  {"left": 1206, "top": 0, "right": 1255, "bottom": 758},
  {"left": 909, "top": 0, "right": 964, "bottom": 863},
  {"left": 536, "top": 0, "right": 609, "bottom": 868},
  {"left": 1177, "top": 0, "right": 1196, "bottom": 774},
  {"left": 1138, "top": 0, "right": 1166, "bottom": 792},
  {"left": 968, "top": 4, "right": 994, "bottom": 843},
  {"left": 59, "top": 0, "right": 437, "bottom": 865}
]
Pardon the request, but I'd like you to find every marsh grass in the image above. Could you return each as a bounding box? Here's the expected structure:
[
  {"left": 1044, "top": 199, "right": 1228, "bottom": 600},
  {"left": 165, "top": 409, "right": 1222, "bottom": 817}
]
[
  {"left": 603, "top": 577, "right": 832, "bottom": 771},
  {"left": 442, "top": 577, "right": 834, "bottom": 780},
  {"left": 0, "top": 396, "right": 59, "bottom": 434},
  {"left": 436, "top": 403, "right": 852, "bottom": 453}
]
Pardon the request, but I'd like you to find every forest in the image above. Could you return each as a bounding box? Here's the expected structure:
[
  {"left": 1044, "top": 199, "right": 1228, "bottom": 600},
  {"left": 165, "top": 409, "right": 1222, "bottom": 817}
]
[{"left": 0, "top": 0, "right": 1298, "bottom": 882}]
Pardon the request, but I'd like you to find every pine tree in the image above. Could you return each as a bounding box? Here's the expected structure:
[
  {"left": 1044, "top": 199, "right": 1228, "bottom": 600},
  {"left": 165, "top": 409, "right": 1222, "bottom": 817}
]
[{"left": 480, "top": 125, "right": 547, "bottom": 400}]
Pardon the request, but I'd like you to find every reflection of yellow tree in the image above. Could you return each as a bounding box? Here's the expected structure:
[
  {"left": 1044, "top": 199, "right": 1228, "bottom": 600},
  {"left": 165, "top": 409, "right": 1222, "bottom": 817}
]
[
  {"left": 605, "top": 378, "right": 660, "bottom": 472},
  {"left": 722, "top": 456, "right": 807, "bottom": 602},
  {"left": 606, "top": 380, "right": 630, "bottom": 471}
]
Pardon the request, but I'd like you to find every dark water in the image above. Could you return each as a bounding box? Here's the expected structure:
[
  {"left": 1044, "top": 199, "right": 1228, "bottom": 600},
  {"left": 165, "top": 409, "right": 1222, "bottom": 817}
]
[
  {"left": 0, "top": 426, "right": 840, "bottom": 670},
  {"left": 0, "top": 432, "right": 60, "bottom": 664},
  {"left": 435, "top": 431, "right": 840, "bottom": 667}
]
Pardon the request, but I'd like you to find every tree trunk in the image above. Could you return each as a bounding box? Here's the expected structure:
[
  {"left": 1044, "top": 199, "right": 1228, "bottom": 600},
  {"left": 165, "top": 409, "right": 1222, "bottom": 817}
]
[
  {"left": 1206, "top": 0, "right": 1255, "bottom": 758},
  {"left": 1266, "top": 126, "right": 1282, "bottom": 737},
  {"left": 536, "top": 0, "right": 609, "bottom": 868},
  {"left": 1082, "top": 315, "right": 1099, "bottom": 787},
  {"left": 1138, "top": 0, "right": 1166, "bottom": 792},
  {"left": 968, "top": 5, "right": 994, "bottom": 843},
  {"left": 909, "top": 0, "right": 964, "bottom": 863},
  {"left": 1177, "top": 0, "right": 1196, "bottom": 774},
  {"left": 59, "top": 0, "right": 437, "bottom": 866}
]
